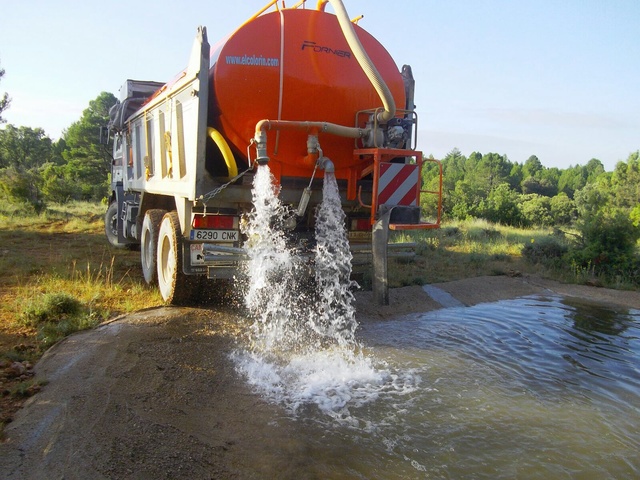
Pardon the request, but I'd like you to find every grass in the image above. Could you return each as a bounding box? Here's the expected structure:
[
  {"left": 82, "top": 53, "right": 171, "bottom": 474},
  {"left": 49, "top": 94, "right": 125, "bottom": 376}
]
[
  {"left": 1, "top": 200, "right": 162, "bottom": 431},
  {"left": 387, "top": 218, "right": 577, "bottom": 288},
  {"left": 0, "top": 207, "right": 587, "bottom": 353},
  {"left": 0, "top": 202, "right": 161, "bottom": 348}
]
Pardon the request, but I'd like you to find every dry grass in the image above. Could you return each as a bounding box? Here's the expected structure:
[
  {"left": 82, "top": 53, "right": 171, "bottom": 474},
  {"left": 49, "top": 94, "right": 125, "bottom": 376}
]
[
  {"left": 1, "top": 201, "right": 163, "bottom": 431},
  {"left": 386, "top": 219, "right": 564, "bottom": 287},
  {"left": 0, "top": 201, "right": 162, "bottom": 359}
]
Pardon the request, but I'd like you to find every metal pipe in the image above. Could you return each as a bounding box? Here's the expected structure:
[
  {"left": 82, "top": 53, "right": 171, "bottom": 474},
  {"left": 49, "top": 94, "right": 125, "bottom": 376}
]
[
  {"left": 253, "top": 119, "right": 365, "bottom": 164},
  {"left": 239, "top": 0, "right": 280, "bottom": 30},
  {"left": 203, "top": 244, "right": 246, "bottom": 255},
  {"left": 317, "top": 156, "right": 334, "bottom": 173},
  {"left": 255, "top": 119, "right": 365, "bottom": 139},
  {"left": 204, "top": 255, "right": 246, "bottom": 263}
]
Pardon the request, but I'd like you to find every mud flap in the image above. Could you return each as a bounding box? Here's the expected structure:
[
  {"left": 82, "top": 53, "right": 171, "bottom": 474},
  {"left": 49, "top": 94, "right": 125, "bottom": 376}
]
[{"left": 372, "top": 208, "right": 393, "bottom": 306}]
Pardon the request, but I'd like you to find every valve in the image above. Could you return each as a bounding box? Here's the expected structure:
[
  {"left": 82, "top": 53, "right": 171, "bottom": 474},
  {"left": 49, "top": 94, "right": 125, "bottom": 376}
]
[
  {"left": 317, "top": 156, "right": 334, "bottom": 173},
  {"left": 254, "top": 130, "right": 269, "bottom": 165}
]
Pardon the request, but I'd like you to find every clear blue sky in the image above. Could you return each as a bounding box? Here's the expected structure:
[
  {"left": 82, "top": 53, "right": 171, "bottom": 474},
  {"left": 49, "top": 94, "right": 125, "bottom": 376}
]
[{"left": 1, "top": 0, "right": 638, "bottom": 171}]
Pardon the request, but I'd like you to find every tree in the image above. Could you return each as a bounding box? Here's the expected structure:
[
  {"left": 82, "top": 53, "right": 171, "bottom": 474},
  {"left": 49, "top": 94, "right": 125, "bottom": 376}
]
[
  {"left": 550, "top": 192, "right": 577, "bottom": 225},
  {"left": 473, "top": 152, "right": 511, "bottom": 193},
  {"left": 0, "top": 165, "right": 45, "bottom": 211},
  {"left": 40, "top": 163, "right": 80, "bottom": 203},
  {"left": 440, "top": 148, "right": 467, "bottom": 189},
  {"left": 0, "top": 125, "right": 52, "bottom": 210},
  {"left": 523, "top": 155, "right": 543, "bottom": 179},
  {"left": 540, "top": 167, "right": 560, "bottom": 191},
  {"left": 610, "top": 151, "right": 640, "bottom": 210},
  {"left": 479, "top": 183, "right": 524, "bottom": 226},
  {"left": 585, "top": 158, "right": 605, "bottom": 183},
  {"left": 0, "top": 125, "right": 52, "bottom": 168},
  {"left": 0, "top": 61, "right": 10, "bottom": 124},
  {"left": 569, "top": 209, "right": 640, "bottom": 280},
  {"left": 450, "top": 180, "right": 482, "bottom": 220},
  {"left": 421, "top": 148, "right": 469, "bottom": 218},
  {"left": 521, "top": 176, "right": 557, "bottom": 197},
  {"left": 574, "top": 182, "right": 610, "bottom": 218},
  {"left": 520, "top": 194, "right": 552, "bottom": 227},
  {"left": 558, "top": 165, "right": 587, "bottom": 198},
  {"left": 62, "top": 91, "right": 117, "bottom": 200},
  {"left": 508, "top": 162, "right": 524, "bottom": 191}
]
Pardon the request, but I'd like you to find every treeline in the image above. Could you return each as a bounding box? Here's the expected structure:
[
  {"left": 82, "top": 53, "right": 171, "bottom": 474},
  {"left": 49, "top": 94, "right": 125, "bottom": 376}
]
[
  {"left": 1, "top": 71, "right": 638, "bottom": 285},
  {"left": 422, "top": 148, "right": 640, "bottom": 284},
  {"left": 0, "top": 92, "right": 117, "bottom": 211}
]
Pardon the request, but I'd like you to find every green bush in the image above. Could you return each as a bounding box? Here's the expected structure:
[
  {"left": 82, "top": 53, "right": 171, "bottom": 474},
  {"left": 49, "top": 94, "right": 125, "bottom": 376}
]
[
  {"left": 520, "top": 194, "right": 553, "bottom": 227},
  {"left": 567, "top": 211, "right": 640, "bottom": 283},
  {"left": 21, "top": 292, "right": 82, "bottom": 326},
  {"left": 479, "top": 183, "right": 525, "bottom": 226},
  {"left": 20, "top": 292, "right": 101, "bottom": 348},
  {"left": 0, "top": 166, "right": 46, "bottom": 213},
  {"left": 522, "top": 236, "right": 568, "bottom": 268},
  {"left": 550, "top": 193, "right": 577, "bottom": 225}
]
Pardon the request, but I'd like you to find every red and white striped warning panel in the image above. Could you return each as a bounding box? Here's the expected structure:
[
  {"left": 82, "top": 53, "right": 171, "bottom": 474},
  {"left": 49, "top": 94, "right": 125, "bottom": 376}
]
[{"left": 377, "top": 162, "right": 419, "bottom": 206}]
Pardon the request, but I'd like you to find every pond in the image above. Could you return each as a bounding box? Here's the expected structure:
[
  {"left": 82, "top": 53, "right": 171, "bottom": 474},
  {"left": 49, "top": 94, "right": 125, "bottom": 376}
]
[{"left": 235, "top": 294, "right": 640, "bottom": 479}]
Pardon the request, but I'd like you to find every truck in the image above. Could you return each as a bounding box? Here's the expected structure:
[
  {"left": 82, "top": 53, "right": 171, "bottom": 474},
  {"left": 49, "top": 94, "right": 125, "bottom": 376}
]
[{"left": 104, "top": 0, "right": 441, "bottom": 305}]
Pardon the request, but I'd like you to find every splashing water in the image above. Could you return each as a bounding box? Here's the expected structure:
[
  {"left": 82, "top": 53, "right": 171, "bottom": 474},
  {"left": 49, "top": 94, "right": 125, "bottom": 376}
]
[
  {"left": 241, "top": 165, "right": 309, "bottom": 353},
  {"left": 310, "top": 172, "right": 358, "bottom": 349},
  {"left": 235, "top": 166, "right": 413, "bottom": 419}
]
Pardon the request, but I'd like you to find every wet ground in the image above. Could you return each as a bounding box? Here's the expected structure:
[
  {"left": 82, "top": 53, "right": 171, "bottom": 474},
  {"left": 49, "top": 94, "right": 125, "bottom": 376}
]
[{"left": 1, "top": 275, "right": 639, "bottom": 479}]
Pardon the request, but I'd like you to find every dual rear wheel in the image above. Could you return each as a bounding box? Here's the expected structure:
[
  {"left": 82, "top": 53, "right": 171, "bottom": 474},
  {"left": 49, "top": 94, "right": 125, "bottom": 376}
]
[
  {"left": 140, "top": 210, "right": 232, "bottom": 305},
  {"left": 140, "top": 210, "right": 192, "bottom": 305}
]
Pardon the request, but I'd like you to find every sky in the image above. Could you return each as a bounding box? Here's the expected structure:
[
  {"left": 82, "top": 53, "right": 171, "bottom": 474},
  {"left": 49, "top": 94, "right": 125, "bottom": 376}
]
[{"left": 1, "top": 0, "right": 638, "bottom": 171}]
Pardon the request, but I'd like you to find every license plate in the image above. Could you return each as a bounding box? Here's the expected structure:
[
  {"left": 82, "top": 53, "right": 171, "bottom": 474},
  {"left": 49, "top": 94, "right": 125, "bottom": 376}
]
[
  {"left": 349, "top": 231, "right": 372, "bottom": 242},
  {"left": 189, "top": 229, "right": 239, "bottom": 241}
]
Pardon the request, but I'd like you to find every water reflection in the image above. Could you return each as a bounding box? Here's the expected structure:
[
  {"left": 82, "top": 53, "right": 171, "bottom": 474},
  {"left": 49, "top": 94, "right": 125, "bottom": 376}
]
[{"left": 562, "top": 296, "right": 632, "bottom": 336}]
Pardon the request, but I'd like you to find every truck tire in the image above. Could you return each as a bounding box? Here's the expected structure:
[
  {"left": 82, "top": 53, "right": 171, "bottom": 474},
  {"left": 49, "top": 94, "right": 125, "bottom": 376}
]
[
  {"left": 140, "top": 209, "right": 167, "bottom": 284},
  {"left": 105, "top": 202, "right": 123, "bottom": 248},
  {"left": 157, "top": 212, "right": 193, "bottom": 305}
]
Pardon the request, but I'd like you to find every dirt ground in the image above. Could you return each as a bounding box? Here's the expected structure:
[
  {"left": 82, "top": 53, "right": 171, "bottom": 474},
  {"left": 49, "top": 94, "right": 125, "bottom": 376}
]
[{"left": 1, "top": 275, "right": 639, "bottom": 479}]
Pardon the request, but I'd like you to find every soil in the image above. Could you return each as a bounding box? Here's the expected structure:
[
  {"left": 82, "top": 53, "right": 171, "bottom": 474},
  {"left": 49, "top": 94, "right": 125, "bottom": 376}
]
[{"left": 1, "top": 275, "right": 639, "bottom": 479}]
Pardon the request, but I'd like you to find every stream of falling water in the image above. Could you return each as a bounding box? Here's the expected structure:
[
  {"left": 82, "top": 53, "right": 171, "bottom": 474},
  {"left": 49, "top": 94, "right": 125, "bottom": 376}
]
[{"left": 233, "top": 165, "right": 417, "bottom": 420}]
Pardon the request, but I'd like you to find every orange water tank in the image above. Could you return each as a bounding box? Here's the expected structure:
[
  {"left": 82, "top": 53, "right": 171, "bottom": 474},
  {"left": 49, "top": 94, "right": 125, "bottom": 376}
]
[{"left": 209, "top": 7, "right": 406, "bottom": 181}]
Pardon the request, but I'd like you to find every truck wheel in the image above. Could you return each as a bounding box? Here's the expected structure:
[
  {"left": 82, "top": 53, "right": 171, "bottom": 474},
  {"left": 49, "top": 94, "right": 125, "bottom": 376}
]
[
  {"left": 157, "top": 212, "right": 192, "bottom": 305},
  {"left": 140, "top": 209, "right": 166, "bottom": 284},
  {"left": 105, "top": 202, "right": 124, "bottom": 248}
]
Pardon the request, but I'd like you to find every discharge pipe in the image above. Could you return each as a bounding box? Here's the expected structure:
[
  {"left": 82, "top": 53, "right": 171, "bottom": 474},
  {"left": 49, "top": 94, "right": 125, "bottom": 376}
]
[{"left": 254, "top": 120, "right": 365, "bottom": 165}]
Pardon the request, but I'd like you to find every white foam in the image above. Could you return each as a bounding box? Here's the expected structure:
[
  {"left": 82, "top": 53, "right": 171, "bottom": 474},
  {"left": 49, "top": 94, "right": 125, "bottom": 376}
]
[{"left": 233, "top": 347, "right": 421, "bottom": 423}]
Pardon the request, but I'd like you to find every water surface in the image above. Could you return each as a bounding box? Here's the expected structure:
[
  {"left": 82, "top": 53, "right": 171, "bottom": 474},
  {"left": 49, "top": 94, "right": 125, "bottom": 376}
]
[{"left": 237, "top": 295, "right": 640, "bottom": 479}]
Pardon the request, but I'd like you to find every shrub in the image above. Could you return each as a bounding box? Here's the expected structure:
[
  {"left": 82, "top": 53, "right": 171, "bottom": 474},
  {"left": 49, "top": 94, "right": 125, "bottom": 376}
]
[
  {"left": 20, "top": 292, "right": 102, "bottom": 348},
  {"left": 21, "top": 292, "right": 82, "bottom": 326},
  {"left": 479, "top": 183, "right": 524, "bottom": 226},
  {"left": 520, "top": 194, "right": 553, "bottom": 227},
  {"left": 567, "top": 210, "right": 640, "bottom": 283},
  {"left": 550, "top": 193, "right": 577, "bottom": 225},
  {"left": 522, "top": 236, "right": 568, "bottom": 268},
  {"left": 0, "top": 166, "right": 46, "bottom": 213}
]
